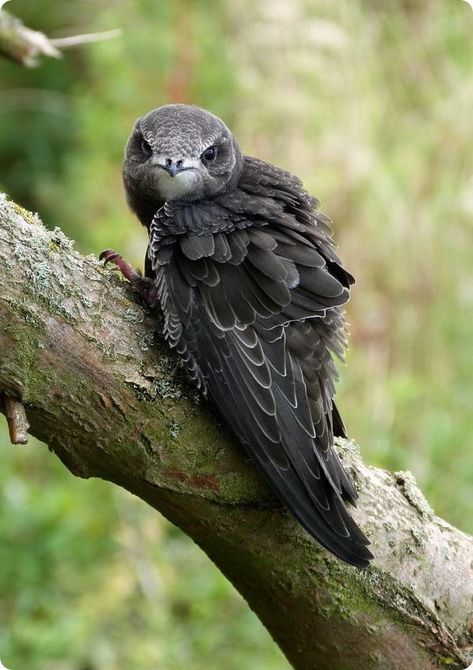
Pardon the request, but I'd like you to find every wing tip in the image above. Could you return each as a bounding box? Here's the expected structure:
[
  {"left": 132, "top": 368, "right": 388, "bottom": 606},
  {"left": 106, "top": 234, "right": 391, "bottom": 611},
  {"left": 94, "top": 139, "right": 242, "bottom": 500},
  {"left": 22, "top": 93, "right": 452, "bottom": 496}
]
[
  {"left": 306, "top": 522, "right": 374, "bottom": 569},
  {"left": 332, "top": 543, "right": 374, "bottom": 569}
]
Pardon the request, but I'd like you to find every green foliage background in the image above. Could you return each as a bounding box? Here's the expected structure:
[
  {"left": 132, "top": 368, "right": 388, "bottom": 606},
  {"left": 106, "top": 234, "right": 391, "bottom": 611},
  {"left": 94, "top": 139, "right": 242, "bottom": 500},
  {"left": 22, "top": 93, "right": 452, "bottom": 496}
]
[{"left": 0, "top": 1, "right": 472, "bottom": 668}]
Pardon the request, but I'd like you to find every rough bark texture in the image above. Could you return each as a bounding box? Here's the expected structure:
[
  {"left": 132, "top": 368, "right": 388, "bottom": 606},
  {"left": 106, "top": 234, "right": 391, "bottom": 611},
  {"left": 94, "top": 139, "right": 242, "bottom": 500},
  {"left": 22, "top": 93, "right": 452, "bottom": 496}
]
[{"left": 0, "top": 195, "right": 472, "bottom": 670}]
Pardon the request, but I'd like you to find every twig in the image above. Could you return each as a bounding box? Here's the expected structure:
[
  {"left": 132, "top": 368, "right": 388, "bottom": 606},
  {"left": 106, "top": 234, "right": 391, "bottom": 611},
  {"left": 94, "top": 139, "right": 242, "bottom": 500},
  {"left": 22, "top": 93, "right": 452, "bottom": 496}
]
[
  {"left": 49, "top": 29, "right": 122, "bottom": 49},
  {"left": 3, "top": 395, "right": 29, "bottom": 444},
  {"left": 0, "top": 8, "right": 121, "bottom": 67},
  {"left": 0, "top": 9, "right": 60, "bottom": 66}
]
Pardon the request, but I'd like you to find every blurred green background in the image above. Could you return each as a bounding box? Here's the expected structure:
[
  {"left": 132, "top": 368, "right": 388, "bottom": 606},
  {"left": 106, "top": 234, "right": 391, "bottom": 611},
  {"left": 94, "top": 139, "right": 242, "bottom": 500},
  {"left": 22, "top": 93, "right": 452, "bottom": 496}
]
[{"left": 1, "top": 1, "right": 472, "bottom": 668}]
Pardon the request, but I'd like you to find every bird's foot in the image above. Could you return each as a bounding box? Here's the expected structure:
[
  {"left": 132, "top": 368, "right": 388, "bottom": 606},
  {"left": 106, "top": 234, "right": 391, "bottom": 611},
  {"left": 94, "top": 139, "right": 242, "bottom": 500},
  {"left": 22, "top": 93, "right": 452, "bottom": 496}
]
[
  {"left": 99, "top": 249, "right": 141, "bottom": 281},
  {"left": 99, "top": 249, "right": 158, "bottom": 307}
]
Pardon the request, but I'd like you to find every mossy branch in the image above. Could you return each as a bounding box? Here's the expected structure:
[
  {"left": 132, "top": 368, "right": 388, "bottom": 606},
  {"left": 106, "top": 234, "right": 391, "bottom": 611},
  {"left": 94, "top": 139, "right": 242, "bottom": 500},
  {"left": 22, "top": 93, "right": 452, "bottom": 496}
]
[{"left": 0, "top": 195, "right": 471, "bottom": 670}]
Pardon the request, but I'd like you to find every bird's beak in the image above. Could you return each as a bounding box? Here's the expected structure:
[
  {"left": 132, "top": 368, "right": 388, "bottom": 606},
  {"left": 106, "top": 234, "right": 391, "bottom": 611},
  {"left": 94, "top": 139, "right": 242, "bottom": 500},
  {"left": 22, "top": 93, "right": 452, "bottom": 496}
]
[
  {"left": 152, "top": 156, "right": 198, "bottom": 178},
  {"left": 163, "top": 163, "right": 184, "bottom": 178}
]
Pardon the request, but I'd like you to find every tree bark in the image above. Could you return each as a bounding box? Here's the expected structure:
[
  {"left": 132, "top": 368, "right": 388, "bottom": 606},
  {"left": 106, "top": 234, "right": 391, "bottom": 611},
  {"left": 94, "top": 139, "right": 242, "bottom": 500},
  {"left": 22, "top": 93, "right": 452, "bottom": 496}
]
[{"left": 0, "top": 194, "right": 471, "bottom": 670}]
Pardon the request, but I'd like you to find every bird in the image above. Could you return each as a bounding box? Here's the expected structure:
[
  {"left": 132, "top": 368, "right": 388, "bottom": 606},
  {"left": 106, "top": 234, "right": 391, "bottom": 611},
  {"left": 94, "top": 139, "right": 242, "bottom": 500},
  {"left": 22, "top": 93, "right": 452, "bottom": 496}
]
[{"left": 100, "top": 103, "right": 373, "bottom": 568}]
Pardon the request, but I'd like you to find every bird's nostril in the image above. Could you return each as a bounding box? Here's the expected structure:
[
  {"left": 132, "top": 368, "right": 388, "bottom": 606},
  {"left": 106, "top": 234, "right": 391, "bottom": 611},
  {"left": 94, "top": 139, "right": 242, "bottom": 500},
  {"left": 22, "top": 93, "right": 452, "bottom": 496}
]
[
  {"left": 165, "top": 158, "right": 172, "bottom": 167},
  {"left": 176, "top": 159, "right": 183, "bottom": 168}
]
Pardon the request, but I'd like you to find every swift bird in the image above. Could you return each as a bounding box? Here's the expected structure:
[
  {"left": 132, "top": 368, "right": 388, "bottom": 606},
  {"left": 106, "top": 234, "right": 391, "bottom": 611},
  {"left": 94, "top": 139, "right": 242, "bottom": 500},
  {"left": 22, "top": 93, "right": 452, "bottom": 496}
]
[{"left": 101, "top": 104, "right": 373, "bottom": 568}]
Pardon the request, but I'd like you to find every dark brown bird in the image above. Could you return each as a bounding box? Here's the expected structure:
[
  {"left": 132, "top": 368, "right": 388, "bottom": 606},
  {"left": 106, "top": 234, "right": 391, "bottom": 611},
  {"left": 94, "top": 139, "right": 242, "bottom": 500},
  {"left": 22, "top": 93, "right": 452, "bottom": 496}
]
[{"left": 101, "top": 104, "right": 373, "bottom": 568}]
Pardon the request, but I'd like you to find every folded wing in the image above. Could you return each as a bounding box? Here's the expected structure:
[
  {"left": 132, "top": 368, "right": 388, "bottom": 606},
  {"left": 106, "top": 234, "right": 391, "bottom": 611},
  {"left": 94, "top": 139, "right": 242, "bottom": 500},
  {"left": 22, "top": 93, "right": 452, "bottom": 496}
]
[{"left": 149, "top": 175, "right": 372, "bottom": 567}]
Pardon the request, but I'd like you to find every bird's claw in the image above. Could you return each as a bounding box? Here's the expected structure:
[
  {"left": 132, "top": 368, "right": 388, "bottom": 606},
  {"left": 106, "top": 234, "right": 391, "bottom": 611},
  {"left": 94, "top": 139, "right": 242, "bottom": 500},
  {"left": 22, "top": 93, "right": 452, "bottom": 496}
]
[
  {"left": 99, "top": 248, "right": 158, "bottom": 307},
  {"left": 99, "top": 248, "right": 142, "bottom": 283}
]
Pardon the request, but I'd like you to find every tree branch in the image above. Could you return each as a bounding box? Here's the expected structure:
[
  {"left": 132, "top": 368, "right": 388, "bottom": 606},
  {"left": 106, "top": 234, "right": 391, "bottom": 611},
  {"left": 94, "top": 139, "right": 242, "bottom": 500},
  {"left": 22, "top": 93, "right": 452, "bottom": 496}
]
[
  {"left": 0, "top": 8, "right": 60, "bottom": 66},
  {"left": 0, "top": 194, "right": 471, "bottom": 670},
  {"left": 0, "top": 7, "right": 121, "bottom": 67}
]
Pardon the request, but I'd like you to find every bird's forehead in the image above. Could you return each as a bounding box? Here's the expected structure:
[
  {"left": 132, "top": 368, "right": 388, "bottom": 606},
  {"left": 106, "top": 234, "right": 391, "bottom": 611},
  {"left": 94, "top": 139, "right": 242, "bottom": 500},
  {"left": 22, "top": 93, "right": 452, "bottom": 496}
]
[{"left": 140, "top": 106, "right": 224, "bottom": 158}]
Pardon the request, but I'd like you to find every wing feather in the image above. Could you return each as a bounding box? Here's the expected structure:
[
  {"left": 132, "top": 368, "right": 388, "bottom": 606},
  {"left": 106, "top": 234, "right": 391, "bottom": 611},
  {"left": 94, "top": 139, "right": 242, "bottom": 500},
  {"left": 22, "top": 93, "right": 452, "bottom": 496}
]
[{"left": 149, "top": 159, "right": 373, "bottom": 567}]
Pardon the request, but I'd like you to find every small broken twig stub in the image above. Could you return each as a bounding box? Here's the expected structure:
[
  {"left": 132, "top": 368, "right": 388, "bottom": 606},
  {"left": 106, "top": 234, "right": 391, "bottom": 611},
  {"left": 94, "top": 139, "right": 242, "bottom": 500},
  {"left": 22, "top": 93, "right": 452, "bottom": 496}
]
[{"left": 2, "top": 395, "right": 29, "bottom": 444}]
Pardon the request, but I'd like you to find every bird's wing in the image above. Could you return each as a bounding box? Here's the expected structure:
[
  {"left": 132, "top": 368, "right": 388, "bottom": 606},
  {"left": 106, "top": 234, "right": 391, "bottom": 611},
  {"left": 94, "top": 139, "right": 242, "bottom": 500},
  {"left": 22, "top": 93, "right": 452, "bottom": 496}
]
[{"left": 150, "top": 195, "right": 372, "bottom": 566}]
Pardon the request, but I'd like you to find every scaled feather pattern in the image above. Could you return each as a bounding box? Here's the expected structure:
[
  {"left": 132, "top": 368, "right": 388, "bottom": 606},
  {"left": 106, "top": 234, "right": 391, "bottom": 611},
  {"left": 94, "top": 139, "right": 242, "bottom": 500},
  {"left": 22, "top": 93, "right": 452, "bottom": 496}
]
[{"left": 119, "top": 104, "right": 373, "bottom": 568}]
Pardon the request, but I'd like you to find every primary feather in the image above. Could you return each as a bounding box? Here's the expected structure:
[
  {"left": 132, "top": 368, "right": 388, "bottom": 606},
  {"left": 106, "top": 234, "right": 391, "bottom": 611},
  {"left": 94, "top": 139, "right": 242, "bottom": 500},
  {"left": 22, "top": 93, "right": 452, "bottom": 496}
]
[{"left": 123, "top": 104, "right": 373, "bottom": 568}]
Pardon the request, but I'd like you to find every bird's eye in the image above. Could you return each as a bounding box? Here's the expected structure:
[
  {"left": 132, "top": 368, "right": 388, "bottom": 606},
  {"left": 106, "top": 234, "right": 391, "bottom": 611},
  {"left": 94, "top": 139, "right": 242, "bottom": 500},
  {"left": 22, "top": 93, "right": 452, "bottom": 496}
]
[
  {"left": 201, "top": 146, "right": 217, "bottom": 162},
  {"left": 141, "top": 137, "right": 152, "bottom": 157}
]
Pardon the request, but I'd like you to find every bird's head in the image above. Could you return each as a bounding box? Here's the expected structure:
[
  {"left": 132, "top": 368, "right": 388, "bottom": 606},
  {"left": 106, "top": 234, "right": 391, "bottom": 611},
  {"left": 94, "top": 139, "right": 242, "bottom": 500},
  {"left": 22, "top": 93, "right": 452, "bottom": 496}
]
[{"left": 123, "top": 104, "right": 243, "bottom": 205}]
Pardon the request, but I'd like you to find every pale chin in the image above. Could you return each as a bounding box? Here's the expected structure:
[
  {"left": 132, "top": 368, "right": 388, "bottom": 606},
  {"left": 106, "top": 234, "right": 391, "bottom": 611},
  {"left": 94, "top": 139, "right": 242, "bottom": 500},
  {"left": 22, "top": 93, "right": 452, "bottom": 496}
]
[{"left": 156, "top": 169, "right": 201, "bottom": 201}]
